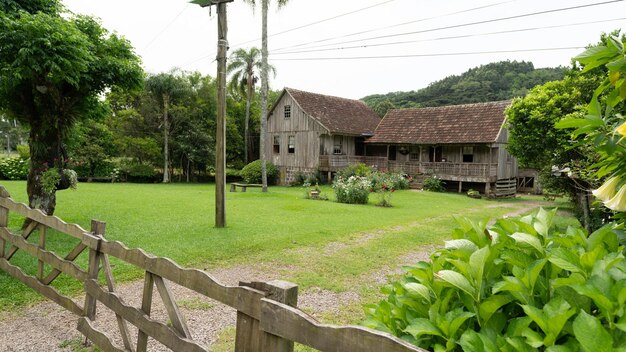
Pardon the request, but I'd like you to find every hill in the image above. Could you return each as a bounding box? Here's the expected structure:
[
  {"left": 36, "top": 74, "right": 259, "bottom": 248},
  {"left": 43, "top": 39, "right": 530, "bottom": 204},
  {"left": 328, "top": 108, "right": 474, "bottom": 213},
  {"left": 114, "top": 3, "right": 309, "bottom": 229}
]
[{"left": 362, "top": 61, "right": 565, "bottom": 115}]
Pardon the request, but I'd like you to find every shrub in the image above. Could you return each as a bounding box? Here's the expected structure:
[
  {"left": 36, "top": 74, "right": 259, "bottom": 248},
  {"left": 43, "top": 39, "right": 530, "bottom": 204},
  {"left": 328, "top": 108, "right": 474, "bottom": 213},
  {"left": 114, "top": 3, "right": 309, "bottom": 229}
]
[
  {"left": 388, "top": 172, "right": 410, "bottom": 190},
  {"left": 119, "top": 163, "right": 159, "bottom": 183},
  {"left": 332, "top": 175, "right": 370, "bottom": 204},
  {"left": 364, "top": 209, "right": 626, "bottom": 351},
  {"left": 240, "top": 160, "right": 278, "bottom": 184},
  {"left": 0, "top": 157, "right": 28, "bottom": 180},
  {"left": 369, "top": 172, "right": 396, "bottom": 207},
  {"left": 16, "top": 145, "right": 29, "bottom": 159},
  {"left": 423, "top": 175, "right": 445, "bottom": 192},
  {"left": 336, "top": 163, "right": 373, "bottom": 179}
]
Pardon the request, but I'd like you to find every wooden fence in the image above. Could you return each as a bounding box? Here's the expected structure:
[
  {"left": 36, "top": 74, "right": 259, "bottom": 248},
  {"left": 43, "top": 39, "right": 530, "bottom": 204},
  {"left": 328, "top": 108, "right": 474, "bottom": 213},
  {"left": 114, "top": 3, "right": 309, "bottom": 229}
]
[{"left": 0, "top": 186, "right": 426, "bottom": 352}]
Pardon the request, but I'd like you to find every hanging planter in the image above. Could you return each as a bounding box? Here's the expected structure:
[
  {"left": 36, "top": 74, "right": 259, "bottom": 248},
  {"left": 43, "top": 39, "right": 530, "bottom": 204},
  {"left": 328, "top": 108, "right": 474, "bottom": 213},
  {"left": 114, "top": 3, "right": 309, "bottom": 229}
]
[{"left": 41, "top": 168, "right": 78, "bottom": 194}]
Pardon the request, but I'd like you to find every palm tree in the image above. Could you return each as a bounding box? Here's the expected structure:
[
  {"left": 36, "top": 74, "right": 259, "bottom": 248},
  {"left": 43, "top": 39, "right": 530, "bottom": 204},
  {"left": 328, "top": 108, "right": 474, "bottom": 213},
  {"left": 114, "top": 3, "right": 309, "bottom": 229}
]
[
  {"left": 243, "top": 0, "right": 290, "bottom": 192},
  {"left": 227, "top": 47, "right": 275, "bottom": 164}
]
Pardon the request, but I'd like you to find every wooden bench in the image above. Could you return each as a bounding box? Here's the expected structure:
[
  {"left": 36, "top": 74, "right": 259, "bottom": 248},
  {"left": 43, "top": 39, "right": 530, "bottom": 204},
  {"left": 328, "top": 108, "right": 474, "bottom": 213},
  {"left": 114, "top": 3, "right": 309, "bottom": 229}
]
[{"left": 230, "top": 183, "right": 263, "bottom": 192}]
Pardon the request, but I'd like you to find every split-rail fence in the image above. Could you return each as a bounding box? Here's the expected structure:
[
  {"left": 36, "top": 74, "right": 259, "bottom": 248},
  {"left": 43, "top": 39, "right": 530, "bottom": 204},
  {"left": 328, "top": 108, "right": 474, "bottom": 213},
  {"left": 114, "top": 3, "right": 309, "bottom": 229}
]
[{"left": 0, "top": 186, "right": 426, "bottom": 352}]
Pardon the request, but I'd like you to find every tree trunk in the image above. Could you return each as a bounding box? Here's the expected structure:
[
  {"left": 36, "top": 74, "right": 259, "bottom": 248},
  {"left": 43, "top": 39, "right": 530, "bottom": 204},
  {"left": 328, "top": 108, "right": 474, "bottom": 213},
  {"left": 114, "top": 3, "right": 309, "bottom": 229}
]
[
  {"left": 27, "top": 122, "right": 59, "bottom": 215},
  {"left": 260, "top": 0, "right": 269, "bottom": 192},
  {"left": 245, "top": 76, "right": 253, "bottom": 165},
  {"left": 163, "top": 94, "right": 171, "bottom": 183}
]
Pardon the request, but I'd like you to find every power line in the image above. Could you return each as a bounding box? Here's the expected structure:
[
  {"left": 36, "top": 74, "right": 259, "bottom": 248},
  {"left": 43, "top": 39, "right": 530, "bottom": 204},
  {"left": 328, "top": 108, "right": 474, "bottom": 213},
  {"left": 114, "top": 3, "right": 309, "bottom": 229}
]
[
  {"left": 144, "top": 4, "right": 190, "bottom": 50},
  {"left": 180, "top": 0, "right": 514, "bottom": 68},
  {"left": 271, "top": 18, "right": 626, "bottom": 56},
  {"left": 229, "top": 0, "right": 399, "bottom": 49},
  {"left": 271, "top": 0, "right": 517, "bottom": 53},
  {"left": 270, "top": 47, "right": 585, "bottom": 61},
  {"left": 271, "top": 0, "right": 624, "bottom": 53}
]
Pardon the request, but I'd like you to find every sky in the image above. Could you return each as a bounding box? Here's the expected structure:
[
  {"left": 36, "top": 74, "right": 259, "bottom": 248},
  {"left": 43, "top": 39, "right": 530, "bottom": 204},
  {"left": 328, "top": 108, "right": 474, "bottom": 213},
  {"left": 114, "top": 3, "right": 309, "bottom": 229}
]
[{"left": 61, "top": 0, "right": 625, "bottom": 100}]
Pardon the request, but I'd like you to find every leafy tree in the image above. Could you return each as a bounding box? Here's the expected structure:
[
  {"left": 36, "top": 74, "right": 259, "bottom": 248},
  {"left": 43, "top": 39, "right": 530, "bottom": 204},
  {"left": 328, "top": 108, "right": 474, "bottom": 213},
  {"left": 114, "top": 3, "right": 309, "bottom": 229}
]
[
  {"left": 227, "top": 47, "right": 275, "bottom": 164},
  {"left": 145, "top": 70, "right": 190, "bottom": 183},
  {"left": 0, "top": 1, "right": 142, "bottom": 214},
  {"left": 67, "top": 120, "right": 117, "bottom": 177},
  {"left": 243, "top": 0, "right": 290, "bottom": 192},
  {"left": 372, "top": 99, "right": 397, "bottom": 117},
  {"left": 362, "top": 61, "right": 564, "bottom": 109}
]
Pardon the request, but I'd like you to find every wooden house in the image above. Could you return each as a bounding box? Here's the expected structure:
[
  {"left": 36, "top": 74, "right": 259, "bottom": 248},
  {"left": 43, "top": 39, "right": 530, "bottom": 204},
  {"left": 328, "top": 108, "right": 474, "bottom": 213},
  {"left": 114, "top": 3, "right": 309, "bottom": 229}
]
[
  {"left": 365, "top": 101, "right": 518, "bottom": 196},
  {"left": 266, "top": 88, "right": 381, "bottom": 184}
]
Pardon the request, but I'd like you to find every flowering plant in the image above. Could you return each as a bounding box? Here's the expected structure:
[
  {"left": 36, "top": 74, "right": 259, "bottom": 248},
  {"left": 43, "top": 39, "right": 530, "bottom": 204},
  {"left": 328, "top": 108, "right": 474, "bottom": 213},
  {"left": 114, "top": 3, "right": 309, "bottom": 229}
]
[
  {"left": 369, "top": 172, "right": 396, "bottom": 207},
  {"left": 332, "top": 175, "right": 371, "bottom": 204}
]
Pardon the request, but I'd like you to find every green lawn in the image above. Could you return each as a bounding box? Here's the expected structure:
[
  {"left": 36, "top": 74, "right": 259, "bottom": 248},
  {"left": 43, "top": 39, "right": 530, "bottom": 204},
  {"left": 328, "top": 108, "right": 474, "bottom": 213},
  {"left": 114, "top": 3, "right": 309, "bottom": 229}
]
[{"left": 0, "top": 181, "right": 559, "bottom": 311}]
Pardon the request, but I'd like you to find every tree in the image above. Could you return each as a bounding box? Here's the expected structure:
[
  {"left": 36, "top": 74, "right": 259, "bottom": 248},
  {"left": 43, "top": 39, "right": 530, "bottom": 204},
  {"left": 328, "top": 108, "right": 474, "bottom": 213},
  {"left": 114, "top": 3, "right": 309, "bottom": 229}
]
[
  {"left": 0, "top": 1, "right": 142, "bottom": 214},
  {"left": 506, "top": 70, "right": 604, "bottom": 229},
  {"left": 145, "top": 70, "right": 190, "bottom": 183},
  {"left": 243, "top": 0, "right": 290, "bottom": 192},
  {"left": 227, "top": 47, "right": 275, "bottom": 164}
]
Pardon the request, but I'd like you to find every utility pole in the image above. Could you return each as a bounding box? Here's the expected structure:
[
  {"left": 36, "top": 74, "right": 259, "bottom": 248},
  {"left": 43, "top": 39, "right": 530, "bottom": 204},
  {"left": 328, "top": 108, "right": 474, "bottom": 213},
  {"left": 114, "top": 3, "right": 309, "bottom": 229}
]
[{"left": 191, "top": 0, "right": 233, "bottom": 228}]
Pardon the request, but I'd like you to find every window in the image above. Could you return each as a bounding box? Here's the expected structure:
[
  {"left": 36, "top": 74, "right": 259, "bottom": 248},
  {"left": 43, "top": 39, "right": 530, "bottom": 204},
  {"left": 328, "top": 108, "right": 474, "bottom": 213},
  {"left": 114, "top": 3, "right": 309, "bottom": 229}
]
[
  {"left": 284, "top": 105, "right": 291, "bottom": 119},
  {"left": 273, "top": 135, "right": 280, "bottom": 154},
  {"left": 462, "top": 146, "right": 474, "bottom": 163},
  {"left": 288, "top": 135, "right": 295, "bottom": 154},
  {"left": 333, "top": 135, "right": 342, "bottom": 155},
  {"left": 429, "top": 146, "right": 442, "bottom": 162},
  {"left": 409, "top": 146, "right": 420, "bottom": 161}
]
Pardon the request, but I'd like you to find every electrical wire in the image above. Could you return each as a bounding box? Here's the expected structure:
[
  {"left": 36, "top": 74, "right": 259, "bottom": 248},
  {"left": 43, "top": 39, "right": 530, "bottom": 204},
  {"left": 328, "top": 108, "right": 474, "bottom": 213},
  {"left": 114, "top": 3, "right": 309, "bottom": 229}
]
[
  {"left": 270, "top": 0, "right": 517, "bottom": 53},
  {"left": 271, "top": 0, "right": 624, "bottom": 53},
  {"left": 270, "top": 18, "right": 625, "bottom": 56},
  {"left": 269, "top": 47, "right": 585, "bottom": 61},
  {"left": 144, "top": 4, "right": 190, "bottom": 51}
]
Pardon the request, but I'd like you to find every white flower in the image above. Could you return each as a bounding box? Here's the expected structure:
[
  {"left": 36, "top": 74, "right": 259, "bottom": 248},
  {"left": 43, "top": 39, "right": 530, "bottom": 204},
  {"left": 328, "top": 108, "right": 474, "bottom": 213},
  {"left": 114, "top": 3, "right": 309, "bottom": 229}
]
[
  {"left": 604, "top": 184, "right": 626, "bottom": 212},
  {"left": 592, "top": 176, "right": 621, "bottom": 202}
]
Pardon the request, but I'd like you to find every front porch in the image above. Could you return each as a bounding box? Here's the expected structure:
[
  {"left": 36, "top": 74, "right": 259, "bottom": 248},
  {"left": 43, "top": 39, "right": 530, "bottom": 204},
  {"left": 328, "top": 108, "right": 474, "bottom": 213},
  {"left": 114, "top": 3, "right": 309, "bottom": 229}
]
[{"left": 319, "top": 155, "right": 499, "bottom": 182}]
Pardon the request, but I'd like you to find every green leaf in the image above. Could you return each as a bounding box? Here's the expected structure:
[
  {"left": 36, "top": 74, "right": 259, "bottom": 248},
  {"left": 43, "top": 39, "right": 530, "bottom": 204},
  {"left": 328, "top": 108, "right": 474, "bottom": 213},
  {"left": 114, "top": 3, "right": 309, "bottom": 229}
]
[
  {"left": 403, "top": 282, "right": 431, "bottom": 302},
  {"left": 555, "top": 117, "right": 592, "bottom": 129},
  {"left": 521, "top": 304, "right": 548, "bottom": 334},
  {"left": 459, "top": 330, "right": 498, "bottom": 352},
  {"left": 469, "top": 246, "right": 490, "bottom": 288},
  {"left": 448, "top": 310, "right": 476, "bottom": 338},
  {"left": 511, "top": 232, "right": 544, "bottom": 254},
  {"left": 548, "top": 248, "right": 584, "bottom": 274},
  {"left": 573, "top": 310, "right": 613, "bottom": 352},
  {"left": 404, "top": 318, "right": 444, "bottom": 338},
  {"left": 445, "top": 239, "right": 478, "bottom": 252},
  {"left": 436, "top": 270, "right": 477, "bottom": 298},
  {"left": 479, "top": 294, "right": 513, "bottom": 325}
]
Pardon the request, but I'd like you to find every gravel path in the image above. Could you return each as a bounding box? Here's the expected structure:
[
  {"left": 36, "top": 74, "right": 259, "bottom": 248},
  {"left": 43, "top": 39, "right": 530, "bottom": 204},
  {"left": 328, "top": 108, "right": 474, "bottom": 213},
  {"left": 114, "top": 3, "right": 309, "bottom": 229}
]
[{"left": 0, "top": 199, "right": 551, "bottom": 351}]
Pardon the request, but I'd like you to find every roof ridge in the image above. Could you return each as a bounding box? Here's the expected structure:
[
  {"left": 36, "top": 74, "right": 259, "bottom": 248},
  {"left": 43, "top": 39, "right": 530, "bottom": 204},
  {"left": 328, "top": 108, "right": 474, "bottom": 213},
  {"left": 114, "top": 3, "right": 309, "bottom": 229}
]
[
  {"left": 387, "top": 99, "right": 512, "bottom": 113},
  {"left": 286, "top": 87, "right": 367, "bottom": 105}
]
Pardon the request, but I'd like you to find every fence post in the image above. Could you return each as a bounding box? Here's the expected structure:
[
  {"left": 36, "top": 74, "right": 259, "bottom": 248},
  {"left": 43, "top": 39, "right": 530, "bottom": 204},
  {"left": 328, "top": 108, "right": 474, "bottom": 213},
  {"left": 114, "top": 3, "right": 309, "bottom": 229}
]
[
  {"left": 0, "top": 187, "right": 9, "bottom": 258},
  {"left": 235, "top": 280, "right": 298, "bottom": 352},
  {"left": 84, "top": 220, "right": 105, "bottom": 322}
]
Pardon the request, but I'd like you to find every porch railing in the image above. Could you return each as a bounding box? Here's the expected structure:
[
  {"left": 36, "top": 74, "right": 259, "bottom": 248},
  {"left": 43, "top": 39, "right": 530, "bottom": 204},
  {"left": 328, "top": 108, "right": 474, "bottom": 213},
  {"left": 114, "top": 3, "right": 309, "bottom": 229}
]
[{"left": 319, "top": 155, "right": 497, "bottom": 178}]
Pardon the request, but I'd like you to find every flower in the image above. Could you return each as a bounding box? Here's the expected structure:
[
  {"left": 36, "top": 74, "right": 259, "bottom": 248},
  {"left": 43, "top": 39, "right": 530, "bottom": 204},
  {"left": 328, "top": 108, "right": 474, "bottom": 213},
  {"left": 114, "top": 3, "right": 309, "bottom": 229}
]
[
  {"left": 604, "top": 184, "right": 626, "bottom": 211},
  {"left": 592, "top": 176, "right": 621, "bottom": 202},
  {"left": 616, "top": 122, "right": 626, "bottom": 137}
]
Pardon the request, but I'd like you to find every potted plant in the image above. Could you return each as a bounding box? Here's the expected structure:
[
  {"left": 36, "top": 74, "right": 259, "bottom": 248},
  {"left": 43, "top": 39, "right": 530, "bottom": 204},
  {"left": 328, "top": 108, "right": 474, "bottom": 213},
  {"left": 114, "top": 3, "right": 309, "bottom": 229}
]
[{"left": 41, "top": 163, "right": 78, "bottom": 194}]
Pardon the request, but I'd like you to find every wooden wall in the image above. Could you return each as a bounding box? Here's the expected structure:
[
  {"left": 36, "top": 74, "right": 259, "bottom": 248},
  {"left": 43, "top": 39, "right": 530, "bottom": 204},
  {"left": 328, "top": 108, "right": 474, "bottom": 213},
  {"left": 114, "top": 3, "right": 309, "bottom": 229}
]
[{"left": 266, "top": 93, "right": 327, "bottom": 169}]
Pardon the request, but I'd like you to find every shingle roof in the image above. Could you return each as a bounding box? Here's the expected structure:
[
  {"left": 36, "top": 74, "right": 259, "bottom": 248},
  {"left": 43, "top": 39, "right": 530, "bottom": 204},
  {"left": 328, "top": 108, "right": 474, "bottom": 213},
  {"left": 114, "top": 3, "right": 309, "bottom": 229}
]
[
  {"left": 367, "top": 100, "right": 511, "bottom": 144},
  {"left": 283, "top": 88, "right": 381, "bottom": 135}
]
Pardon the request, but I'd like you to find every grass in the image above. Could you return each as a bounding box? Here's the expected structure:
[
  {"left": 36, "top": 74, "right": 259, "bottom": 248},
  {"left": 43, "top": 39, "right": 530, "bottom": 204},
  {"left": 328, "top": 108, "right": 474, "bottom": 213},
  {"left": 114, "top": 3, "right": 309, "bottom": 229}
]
[{"left": 0, "top": 181, "right": 556, "bottom": 312}]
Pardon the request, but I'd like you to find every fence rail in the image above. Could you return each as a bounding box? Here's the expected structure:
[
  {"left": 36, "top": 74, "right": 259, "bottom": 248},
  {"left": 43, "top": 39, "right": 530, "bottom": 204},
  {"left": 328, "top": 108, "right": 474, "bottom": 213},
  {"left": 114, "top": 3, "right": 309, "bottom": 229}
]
[{"left": 0, "top": 186, "right": 426, "bottom": 352}]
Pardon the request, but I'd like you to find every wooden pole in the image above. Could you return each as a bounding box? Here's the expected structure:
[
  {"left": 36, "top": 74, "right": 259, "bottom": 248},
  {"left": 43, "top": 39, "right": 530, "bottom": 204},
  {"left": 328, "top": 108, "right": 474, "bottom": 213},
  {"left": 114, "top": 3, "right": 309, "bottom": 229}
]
[{"left": 215, "top": 0, "right": 228, "bottom": 227}]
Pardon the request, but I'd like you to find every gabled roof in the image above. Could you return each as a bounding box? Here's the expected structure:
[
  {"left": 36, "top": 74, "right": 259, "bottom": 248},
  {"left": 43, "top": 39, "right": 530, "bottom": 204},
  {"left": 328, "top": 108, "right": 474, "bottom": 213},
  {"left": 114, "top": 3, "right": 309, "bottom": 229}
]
[
  {"left": 272, "top": 88, "right": 381, "bottom": 136},
  {"left": 367, "top": 100, "right": 511, "bottom": 144}
]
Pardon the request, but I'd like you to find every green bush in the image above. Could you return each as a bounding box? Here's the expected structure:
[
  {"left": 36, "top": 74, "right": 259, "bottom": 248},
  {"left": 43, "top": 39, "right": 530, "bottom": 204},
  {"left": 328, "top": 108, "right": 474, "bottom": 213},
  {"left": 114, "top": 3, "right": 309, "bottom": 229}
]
[
  {"left": 119, "top": 163, "right": 159, "bottom": 183},
  {"left": 240, "top": 160, "right": 278, "bottom": 184},
  {"left": 16, "top": 145, "right": 29, "bottom": 159},
  {"left": 332, "top": 175, "right": 371, "bottom": 204},
  {"left": 423, "top": 175, "right": 445, "bottom": 192},
  {"left": 336, "top": 163, "right": 373, "bottom": 179},
  {"left": 0, "top": 157, "right": 28, "bottom": 180},
  {"left": 364, "top": 209, "right": 626, "bottom": 351}
]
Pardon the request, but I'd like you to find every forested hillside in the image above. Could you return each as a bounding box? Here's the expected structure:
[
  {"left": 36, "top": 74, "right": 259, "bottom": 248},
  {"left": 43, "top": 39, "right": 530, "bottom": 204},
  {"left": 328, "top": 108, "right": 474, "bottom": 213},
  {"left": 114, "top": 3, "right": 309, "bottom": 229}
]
[{"left": 362, "top": 61, "right": 564, "bottom": 115}]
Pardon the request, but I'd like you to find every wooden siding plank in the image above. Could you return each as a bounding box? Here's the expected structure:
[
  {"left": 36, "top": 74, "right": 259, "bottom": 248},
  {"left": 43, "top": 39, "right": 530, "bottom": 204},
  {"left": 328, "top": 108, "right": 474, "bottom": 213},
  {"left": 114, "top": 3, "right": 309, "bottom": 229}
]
[
  {"left": 0, "top": 228, "right": 88, "bottom": 282},
  {"left": 0, "top": 258, "right": 84, "bottom": 316},
  {"left": 77, "top": 318, "right": 130, "bottom": 352},
  {"left": 85, "top": 279, "right": 207, "bottom": 352},
  {"left": 259, "top": 299, "right": 427, "bottom": 352},
  {"left": 98, "top": 239, "right": 265, "bottom": 319}
]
